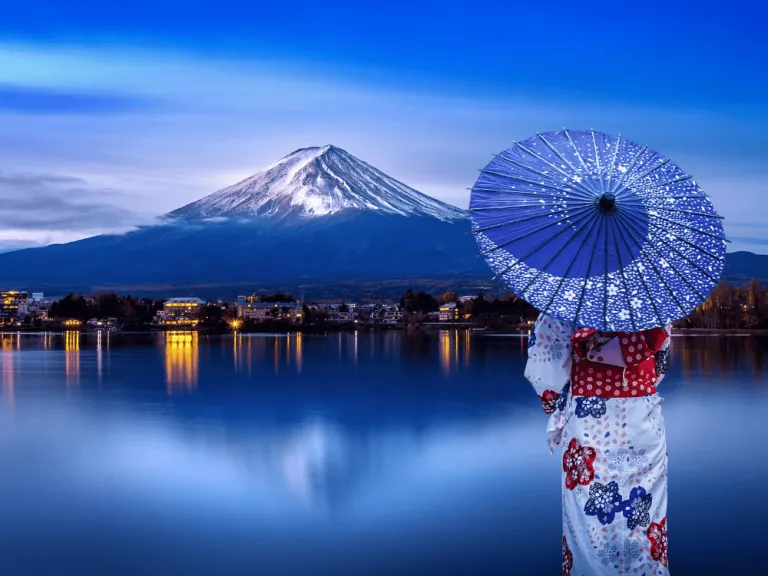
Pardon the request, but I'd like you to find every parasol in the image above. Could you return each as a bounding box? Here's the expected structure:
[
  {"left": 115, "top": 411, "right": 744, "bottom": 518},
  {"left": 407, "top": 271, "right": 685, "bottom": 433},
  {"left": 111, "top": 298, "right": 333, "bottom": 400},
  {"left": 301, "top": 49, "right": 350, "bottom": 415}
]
[{"left": 469, "top": 129, "right": 727, "bottom": 331}]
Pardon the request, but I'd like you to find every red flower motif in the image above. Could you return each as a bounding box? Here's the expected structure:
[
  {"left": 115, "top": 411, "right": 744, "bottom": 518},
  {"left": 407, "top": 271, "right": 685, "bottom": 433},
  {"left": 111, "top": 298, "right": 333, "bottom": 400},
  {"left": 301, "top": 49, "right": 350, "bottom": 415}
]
[
  {"left": 562, "top": 536, "right": 573, "bottom": 576},
  {"left": 562, "top": 438, "right": 597, "bottom": 490},
  {"left": 540, "top": 390, "right": 559, "bottom": 414},
  {"left": 647, "top": 517, "right": 669, "bottom": 567}
]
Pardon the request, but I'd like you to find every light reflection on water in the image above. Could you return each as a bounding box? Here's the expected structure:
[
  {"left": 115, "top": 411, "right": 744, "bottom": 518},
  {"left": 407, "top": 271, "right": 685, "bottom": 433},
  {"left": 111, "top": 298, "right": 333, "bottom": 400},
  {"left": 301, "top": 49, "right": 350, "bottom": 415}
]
[
  {"left": 0, "top": 331, "right": 766, "bottom": 574},
  {"left": 65, "top": 330, "right": 80, "bottom": 387},
  {"left": 1, "top": 335, "right": 14, "bottom": 407},
  {"left": 439, "top": 329, "right": 470, "bottom": 374},
  {"left": 164, "top": 331, "right": 199, "bottom": 393}
]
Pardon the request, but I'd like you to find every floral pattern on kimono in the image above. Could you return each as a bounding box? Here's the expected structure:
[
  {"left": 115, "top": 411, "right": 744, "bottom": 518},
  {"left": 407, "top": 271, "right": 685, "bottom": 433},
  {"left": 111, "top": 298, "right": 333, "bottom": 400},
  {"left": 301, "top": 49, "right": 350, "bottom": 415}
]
[{"left": 525, "top": 313, "right": 672, "bottom": 575}]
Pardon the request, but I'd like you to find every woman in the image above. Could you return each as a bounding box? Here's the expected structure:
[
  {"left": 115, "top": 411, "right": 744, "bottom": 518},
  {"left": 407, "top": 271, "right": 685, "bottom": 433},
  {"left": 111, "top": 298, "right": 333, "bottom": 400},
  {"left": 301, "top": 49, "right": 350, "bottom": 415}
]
[{"left": 525, "top": 314, "right": 670, "bottom": 575}]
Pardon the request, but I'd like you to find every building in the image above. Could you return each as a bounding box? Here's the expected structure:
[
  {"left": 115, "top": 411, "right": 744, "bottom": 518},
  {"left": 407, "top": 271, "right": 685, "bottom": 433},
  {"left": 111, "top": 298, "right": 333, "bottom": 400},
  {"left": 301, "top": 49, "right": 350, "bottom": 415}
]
[
  {"left": 354, "top": 304, "right": 377, "bottom": 325},
  {"left": 439, "top": 302, "right": 458, "bottom": 322},
  {"left": 237, "top": 301, "right": 303, "bottom": 324},
  {"left": 156, "top": 297, "right": 205, "bottom": 326},
  {"left": 27, "top": 293, "right": 52, "bottom": 320},
  {"left": 1, "top": 290, "right": 29, "bottom": 323},
  {"left": 86, "top": 317, "right": 120, "bottom": 331},
  {"left": 378, "top": 304, "right": 404, "bottom": 325},
  {"left": 326, "top": 304, "right": 355, "bottom": 324}
]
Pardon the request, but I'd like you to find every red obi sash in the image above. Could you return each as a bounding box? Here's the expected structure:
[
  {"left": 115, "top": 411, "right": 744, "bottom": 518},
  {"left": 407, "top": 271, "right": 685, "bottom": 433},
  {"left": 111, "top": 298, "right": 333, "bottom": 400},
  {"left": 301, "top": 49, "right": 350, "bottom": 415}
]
[{"left": 570, "top": 327, "right": 668, "bottom": 398}]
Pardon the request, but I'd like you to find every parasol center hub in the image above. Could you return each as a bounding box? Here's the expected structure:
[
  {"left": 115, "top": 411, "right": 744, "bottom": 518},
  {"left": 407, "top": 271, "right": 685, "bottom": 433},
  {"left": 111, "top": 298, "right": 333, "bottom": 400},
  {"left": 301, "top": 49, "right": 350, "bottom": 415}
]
[{"left": 598, "top": 193, "right": 617, "bottom": 214}]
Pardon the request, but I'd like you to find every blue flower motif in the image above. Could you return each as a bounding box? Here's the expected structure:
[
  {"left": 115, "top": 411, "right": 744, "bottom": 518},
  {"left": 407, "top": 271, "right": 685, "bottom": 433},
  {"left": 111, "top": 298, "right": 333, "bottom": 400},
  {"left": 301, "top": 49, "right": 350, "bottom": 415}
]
[
  {"left": 597, "top": 541, "right": 620, "bottom": 566},
  {"left": 528, "top": 332, "right": 536, "bottom": 349},
  {"left": 627, "top": 448, "right": 648, "bottom": 471},
  {"left": 575, "top": 396, "right": 607, "bottom": 419},
  {"left": 604, "top": 446, "right": 629, "bottom": 474},
  {"left": 622, "top": 486, "right": 652, "bottom": 530},
  {"left": 555, "top": 382, "right": 569, "bottom": 412},
  {"left": 622, "top": 539, "right": 643, "bottom": 567},
  {"left": 584, "top": 481, "right": 623, "bottom": 525}
]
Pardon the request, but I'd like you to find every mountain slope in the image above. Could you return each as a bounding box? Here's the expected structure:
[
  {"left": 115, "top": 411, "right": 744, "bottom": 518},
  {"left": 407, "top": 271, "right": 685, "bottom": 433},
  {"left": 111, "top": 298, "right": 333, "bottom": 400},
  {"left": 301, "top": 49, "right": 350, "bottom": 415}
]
[
  {"left": 0, "top": 213, "right": 489, "bottom": 297},
  {"left": 722, "top": 251, "right": 768, "bottom": 284},
  {"left": 169, "top": 145, "right": 465, "bottom": 221}
]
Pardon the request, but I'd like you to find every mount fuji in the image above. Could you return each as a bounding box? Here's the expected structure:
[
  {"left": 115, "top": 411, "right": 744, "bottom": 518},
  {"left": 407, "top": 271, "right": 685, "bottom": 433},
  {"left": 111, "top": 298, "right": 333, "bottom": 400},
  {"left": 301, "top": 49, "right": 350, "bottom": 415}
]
[
  {"left": 0, "top": 145, "right": 492, "bottom": 298},
  {"left": 169, "top": 145, "right": 465, "bottom": 221}
]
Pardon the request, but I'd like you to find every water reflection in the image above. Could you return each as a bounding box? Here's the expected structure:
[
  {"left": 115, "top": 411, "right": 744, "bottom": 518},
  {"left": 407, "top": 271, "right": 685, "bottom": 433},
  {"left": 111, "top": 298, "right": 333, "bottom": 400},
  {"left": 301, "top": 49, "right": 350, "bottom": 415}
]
[
  {"left": 676, "top": 335, "right": 767, "bottom": 380},
  {"left": 278, "top": 419, "right": 353, "bottom": 507},
  {"left": 1, "top": 335, "right": 15, "bottom": 408},
  {"left": 41, "top": 332, "right": 54, "bottom": 351},
  {"left": 439, "top": 330, "right": 472, "bottom": 374},
  {"left": 164, "top": 331, "right": 199, "bottom": 393},
  {"left": 0, "top": 332, "right": 766, "bottom": 575},
  {"left": 273, "top": 336, "right": 280, "bottom": 374},
  {"left": 233, "top": 334, "right": 241, "bottom": 373},
  {"left": 64, "top": 331, "right": 80, "bottom": 386},
  {"left": 231, "top": 334, "right": 304, "bottom": 376},
  {"left": 284, "top": 333, "right": 305, "bottom": 371},
  {"left": 96, "top": 330, "right": 108, "bottom": 382}
]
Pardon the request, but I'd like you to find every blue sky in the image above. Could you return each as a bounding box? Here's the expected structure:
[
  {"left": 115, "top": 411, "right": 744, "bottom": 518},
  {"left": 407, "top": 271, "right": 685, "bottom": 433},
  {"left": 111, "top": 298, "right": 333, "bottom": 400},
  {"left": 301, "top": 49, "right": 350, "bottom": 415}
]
[{"left": 0, "top": 0, "right": 766, "bottom": 252}]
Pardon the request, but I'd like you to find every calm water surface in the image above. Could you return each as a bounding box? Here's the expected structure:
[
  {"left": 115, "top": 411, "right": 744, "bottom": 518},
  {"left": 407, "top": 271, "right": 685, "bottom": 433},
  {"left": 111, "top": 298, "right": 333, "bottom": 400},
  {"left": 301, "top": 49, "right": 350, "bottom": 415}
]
[{"left": 0, "top": 331, "right": 766, "bottom": 575}]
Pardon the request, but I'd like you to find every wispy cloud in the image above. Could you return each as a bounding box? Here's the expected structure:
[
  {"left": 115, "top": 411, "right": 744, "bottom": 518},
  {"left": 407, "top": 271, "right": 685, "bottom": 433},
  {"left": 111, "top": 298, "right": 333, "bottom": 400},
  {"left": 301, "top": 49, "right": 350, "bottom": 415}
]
[
  {"left": 0, "top": 172, "right": 85, "bottom": 186},
  {"left": 0, "top": 170, "right": 154, "bottom": 250},
  {"left": 0, "top": 84, "right": 155, "bottom": 114}
]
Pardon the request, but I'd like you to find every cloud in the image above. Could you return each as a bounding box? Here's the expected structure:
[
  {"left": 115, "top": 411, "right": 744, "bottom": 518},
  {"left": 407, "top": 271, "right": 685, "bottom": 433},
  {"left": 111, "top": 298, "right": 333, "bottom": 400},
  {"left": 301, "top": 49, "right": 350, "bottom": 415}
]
[
  {"left": 729, "top": 236, "right": 768, "bottom": 245},
  {"left": 0, "top": 172, "right": 86, "bottom": 186},
  {"left": 0, "top": 84, "right": 156, "bottom": 114},
  {"left": 0, "top": 171, "right": 155, "bottom": 249}
]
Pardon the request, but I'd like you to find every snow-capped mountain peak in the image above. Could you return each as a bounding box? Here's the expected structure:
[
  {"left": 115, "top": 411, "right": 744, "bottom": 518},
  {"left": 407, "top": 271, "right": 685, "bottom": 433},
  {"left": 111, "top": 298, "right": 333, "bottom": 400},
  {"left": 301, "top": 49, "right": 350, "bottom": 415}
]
[{"left": 168, "top": 145, "right": 466, "bottom": 221}]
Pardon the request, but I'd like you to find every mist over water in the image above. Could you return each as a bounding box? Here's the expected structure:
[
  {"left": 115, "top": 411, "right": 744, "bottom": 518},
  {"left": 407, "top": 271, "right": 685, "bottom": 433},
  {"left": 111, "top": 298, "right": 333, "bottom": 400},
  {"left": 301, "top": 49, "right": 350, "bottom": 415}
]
[{"left": 0, "top": 331, "right": 765, "bottom": 575}]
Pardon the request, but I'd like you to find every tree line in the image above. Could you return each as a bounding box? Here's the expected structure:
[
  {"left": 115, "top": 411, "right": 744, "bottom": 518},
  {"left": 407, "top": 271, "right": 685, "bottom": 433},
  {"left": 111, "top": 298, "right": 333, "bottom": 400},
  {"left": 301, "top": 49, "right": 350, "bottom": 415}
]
[
  {"left": 399, "top": 289, "right": 537, "bottom": 328},
  {"left": 48, "top": 293, "right": 163, "bottom": 327},
  {"left": 403, "top": 279, "right": 768, "bottom": 331},
  {"left": 676, "top": 279, "right": 768, "bottom": 330}
]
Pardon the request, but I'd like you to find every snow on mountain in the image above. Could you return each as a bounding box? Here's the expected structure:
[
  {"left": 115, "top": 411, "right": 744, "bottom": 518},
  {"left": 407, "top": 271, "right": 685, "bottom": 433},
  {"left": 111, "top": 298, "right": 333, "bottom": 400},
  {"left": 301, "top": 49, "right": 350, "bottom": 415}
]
[{"left": 168, "top": 145, "right": 466, "bottom": 221}]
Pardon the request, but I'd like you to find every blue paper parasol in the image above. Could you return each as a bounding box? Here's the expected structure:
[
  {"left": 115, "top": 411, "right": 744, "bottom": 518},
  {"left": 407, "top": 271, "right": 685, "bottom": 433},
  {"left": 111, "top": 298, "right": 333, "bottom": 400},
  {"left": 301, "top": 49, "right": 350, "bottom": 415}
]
[{"left": 470, "top": 129, "right": 727, "bottom": 331}]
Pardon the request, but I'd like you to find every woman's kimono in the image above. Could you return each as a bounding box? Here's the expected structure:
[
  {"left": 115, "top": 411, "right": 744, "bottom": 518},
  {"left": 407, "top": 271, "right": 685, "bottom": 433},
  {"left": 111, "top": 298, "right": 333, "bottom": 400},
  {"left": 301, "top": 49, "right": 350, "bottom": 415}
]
[{"left": 525, "top": 314, "right": 671, "bottom": 575}]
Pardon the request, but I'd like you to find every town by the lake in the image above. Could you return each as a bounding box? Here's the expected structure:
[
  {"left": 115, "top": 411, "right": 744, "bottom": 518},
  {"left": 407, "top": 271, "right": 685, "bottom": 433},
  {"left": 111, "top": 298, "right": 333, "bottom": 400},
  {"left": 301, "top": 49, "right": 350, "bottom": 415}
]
[{"left": 3, "top": 278, "right": 768, "bottom": 335}]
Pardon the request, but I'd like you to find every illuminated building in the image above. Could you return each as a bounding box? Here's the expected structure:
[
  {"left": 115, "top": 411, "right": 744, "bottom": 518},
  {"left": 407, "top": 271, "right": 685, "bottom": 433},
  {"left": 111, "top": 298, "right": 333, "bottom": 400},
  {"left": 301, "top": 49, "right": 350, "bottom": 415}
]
[
  {"left": 438, "top": 302, "right": 458, "bottom": 322},
  {"left": 27, "top": 293, "right": 52, "bottom": 319},
  {"left": 0, "top": 290, "right": 29, "bottom": 323},
  {"left": 155, "top": 297, "right": 205, "bottom": 326},
  {"left": 326, "top": 304, "right": 355, "bottom": 324},
  {"left": 86, "top": 317, "right": 120, "bottom": 331},
  {"left": 236, "top": 301, "right": 303, "bottom": 324},
  {"left": 378, "top": 305, "right": 404, "bottom": 325}
]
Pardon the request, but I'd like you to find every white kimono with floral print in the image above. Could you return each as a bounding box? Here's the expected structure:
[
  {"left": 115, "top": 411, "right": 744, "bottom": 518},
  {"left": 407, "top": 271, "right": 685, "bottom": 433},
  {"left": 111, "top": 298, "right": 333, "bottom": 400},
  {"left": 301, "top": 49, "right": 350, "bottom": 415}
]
[{"left": 525, "top": 314, "right": 671, "bottom": 576}]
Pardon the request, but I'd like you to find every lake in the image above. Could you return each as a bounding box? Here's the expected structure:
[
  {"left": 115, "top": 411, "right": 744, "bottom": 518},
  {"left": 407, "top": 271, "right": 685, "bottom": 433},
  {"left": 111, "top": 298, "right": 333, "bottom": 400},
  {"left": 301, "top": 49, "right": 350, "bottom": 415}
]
[{"left": 0, "top": 330, "right": 766, "bottom": 575}]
